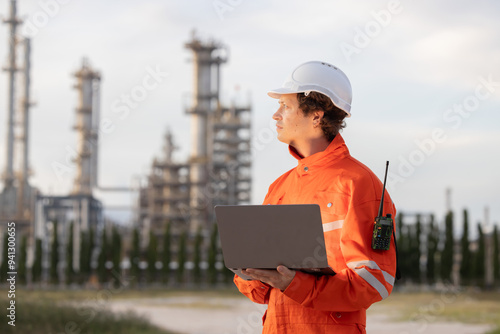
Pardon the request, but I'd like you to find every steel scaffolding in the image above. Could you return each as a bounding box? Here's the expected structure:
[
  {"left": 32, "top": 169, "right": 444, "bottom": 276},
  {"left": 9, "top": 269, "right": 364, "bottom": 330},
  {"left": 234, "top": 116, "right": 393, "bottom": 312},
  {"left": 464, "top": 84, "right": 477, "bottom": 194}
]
[{"left": 139, "top": 34, "right": 252, "bottom": 239}]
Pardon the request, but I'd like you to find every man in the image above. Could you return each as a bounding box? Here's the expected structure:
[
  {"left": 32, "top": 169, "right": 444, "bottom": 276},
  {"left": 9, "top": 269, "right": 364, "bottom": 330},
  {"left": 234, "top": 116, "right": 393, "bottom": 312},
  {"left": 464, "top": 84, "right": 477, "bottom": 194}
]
[{"left": 234, "top": 61, "right": 397, "bottom": 333}]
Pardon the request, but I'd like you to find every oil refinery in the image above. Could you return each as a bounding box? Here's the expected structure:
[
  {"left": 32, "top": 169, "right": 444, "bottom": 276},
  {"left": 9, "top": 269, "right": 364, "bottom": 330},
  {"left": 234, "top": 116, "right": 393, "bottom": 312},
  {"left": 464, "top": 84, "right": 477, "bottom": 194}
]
[{"left": 0, "top": 0, "right": 252, "bottom": 284}]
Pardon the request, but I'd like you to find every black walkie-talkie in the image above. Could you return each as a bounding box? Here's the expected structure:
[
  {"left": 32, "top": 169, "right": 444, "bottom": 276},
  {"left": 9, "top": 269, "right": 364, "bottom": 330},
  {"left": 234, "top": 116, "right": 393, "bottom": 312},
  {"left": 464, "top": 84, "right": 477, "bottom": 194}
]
[{"left": 371, "top": 161, "right": 393, "bottom": 251}]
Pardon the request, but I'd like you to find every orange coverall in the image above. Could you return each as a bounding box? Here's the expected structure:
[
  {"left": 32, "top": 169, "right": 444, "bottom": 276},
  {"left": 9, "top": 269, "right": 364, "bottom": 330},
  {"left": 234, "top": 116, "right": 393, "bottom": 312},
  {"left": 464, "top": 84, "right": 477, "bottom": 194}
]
[{"left": 234, "top": 134, "right": 397, "bottom": 333}]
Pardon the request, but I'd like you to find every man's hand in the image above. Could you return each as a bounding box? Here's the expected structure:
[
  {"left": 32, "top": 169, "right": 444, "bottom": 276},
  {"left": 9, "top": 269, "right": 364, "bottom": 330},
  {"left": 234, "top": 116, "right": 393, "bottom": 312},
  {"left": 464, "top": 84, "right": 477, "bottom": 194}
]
[{"left": 242, "top": 265, "right": 296, "bottom": 291}]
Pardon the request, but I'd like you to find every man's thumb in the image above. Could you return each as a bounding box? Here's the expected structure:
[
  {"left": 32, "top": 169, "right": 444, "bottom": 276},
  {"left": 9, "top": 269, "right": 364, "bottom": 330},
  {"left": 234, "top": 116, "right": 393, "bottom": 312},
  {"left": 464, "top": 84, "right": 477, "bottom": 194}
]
[{"left": 277, "top": 265, "right": 294, "bottom": 277}]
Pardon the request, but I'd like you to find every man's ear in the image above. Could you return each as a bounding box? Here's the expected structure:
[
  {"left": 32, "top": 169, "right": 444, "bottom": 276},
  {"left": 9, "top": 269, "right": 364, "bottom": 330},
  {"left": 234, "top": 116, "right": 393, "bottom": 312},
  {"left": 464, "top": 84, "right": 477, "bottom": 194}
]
[{"left": 312, "top": 110, "right": 324, "bottom": 126}]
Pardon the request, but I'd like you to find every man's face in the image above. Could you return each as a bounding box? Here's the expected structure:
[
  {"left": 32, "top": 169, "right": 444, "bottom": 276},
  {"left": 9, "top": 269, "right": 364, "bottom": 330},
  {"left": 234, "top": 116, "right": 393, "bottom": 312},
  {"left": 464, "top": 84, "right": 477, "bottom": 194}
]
[{"left": 272, "top": 94, "right": 317, "bottom": 147}]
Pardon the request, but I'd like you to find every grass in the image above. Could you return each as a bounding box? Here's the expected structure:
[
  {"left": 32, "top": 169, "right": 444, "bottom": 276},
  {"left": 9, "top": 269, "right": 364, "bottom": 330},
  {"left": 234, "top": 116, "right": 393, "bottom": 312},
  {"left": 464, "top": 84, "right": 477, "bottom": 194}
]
[
  {"left": 17, "top": 285, "right": 241, "bottom": 302},
  {"left": 370, "top": 289, "right": 500, "bottom": 333},
  {"left": 0, "top": 286, "right": 240, "bottom": 334},
  {"left": 3, "top": 286, "right": 499, "bottom": 333},
  {"left": 0, "top": 289, "right": 180, "bottom": 334}
]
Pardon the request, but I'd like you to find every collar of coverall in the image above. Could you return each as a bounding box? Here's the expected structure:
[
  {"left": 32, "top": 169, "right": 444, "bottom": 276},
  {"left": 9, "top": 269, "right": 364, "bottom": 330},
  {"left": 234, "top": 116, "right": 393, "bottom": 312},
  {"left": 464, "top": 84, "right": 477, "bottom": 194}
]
[{"left": 288, "top": 134, "right": 350, "bottom": 176}]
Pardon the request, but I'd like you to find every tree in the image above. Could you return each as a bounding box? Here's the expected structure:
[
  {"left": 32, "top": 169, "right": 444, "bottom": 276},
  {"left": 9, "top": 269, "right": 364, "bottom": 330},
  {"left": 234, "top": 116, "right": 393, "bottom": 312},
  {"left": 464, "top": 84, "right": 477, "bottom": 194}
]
[
  {"left": 412, "top": 215, "right": 422, "bottom": 283},
  {"left": 440, "top": 211, "right": 454, "bottom": 283},
  {"left": 193, "top": 227, "right": 203, "bottom": 284},
  {"left": 162, "top": 223, "right": 171, "bottom": 284},
  {"left": 66, "top": 222, "right": 74, "bottom": 284},
  {"left": 493, "top": 225, "right": 499, "bottom": 286},
  {"left": 79, "top": 230, "right": 89, "bottom": 282},
  {"left": 405, "top": 224, "right": 419, "bottom": 281},
  {"left": 79, "top": 227, "right": 95, "bottom": 283},
  {"left": 176, "top": 230, "right": 187, "bottom": 284},
  {"left": 97, "top": 228, "right": 109, "bottom": 284},
  {"left": 89, "top": 227, "right": 95, "bottom": 273},
  {"left": 473, "top": 223, "right": 485, "bottom": 287},
  {"left": 459, "top": 209, "right": 472, "bottom": 285},
  {"left": 19, "top": 235, "right": 27, "bottom": 285},
  {"left": 32, "top": 238, "right": 42, "bottom": 283},
  {"left": 426, "top": 214, "right": 438, "bottom": 284},
  {"left": 222, "top": 261, "right": 234, "bottom": 284},
  {"left": 50, "top": 221, "right": 60, "bottom": 284},
  {"left": 0, "top": 232, "right": 8, "bottom": 282},
  {"left": 112, "top": 226, "right": 122, "bottom": 282},
  {"left": 207, "top": 224, "right": 219, "bottom": 285},
  {"left": 130, "top": 228, "right": 140, "bottom": 285},
  {"left": 405, "top": 224, "right": 415, "bottom": 281},
  {"left": 396, "top": 212, "right": 409, "bottom": 282},
  {"left": 147, "top": 231, "right": 158, "bottom": 283},
  {"left": 396, "top": 212, "right": 404, "bottom": 242}
]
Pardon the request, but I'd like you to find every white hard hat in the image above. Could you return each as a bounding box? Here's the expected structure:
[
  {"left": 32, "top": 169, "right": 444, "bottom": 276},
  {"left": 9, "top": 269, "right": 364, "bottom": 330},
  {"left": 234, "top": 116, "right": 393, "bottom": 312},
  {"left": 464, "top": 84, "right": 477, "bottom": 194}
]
[{"left": 268, "top": 61, "right": 352, "bottom": 117}]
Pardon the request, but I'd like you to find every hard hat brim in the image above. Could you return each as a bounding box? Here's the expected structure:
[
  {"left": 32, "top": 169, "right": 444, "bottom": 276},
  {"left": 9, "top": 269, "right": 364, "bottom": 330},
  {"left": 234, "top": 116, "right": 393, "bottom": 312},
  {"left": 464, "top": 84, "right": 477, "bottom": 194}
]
[
  {"left": 267, "top": 87, "right": 300, "bottom": 100},
  {"left": 267, "top": 88, "right": 351, "bottom": 118}
]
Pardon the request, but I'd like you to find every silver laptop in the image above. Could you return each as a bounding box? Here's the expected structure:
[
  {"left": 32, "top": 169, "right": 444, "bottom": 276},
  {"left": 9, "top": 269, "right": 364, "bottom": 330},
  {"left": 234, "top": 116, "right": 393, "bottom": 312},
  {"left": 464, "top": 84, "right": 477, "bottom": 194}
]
[{"left": 214, "top": 204, "right": 334, "bottom": 280}]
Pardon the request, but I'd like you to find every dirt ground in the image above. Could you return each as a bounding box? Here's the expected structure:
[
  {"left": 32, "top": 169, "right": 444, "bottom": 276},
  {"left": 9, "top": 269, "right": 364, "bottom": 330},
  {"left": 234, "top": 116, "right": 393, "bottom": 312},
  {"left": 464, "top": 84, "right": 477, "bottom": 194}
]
[{"left": 109, "top": 295, "right": 494, "bottom": 334}]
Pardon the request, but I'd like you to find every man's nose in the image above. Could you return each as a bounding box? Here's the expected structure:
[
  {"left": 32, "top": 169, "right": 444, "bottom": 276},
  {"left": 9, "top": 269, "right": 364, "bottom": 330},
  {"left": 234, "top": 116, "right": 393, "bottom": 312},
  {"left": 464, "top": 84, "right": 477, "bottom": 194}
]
[{"left": 272, "top": 109, "right": 281, "bottom": 120}]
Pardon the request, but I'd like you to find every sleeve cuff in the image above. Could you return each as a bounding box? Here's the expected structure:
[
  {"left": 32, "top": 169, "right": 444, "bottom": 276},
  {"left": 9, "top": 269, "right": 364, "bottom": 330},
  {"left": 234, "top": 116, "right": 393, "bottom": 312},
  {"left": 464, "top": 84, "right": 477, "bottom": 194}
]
[
  {"left": 234, "top": 274, "right": 271, "bottom": 298},
  {"left": 282, "top": 270, "right": 316, "bottom": 304}
]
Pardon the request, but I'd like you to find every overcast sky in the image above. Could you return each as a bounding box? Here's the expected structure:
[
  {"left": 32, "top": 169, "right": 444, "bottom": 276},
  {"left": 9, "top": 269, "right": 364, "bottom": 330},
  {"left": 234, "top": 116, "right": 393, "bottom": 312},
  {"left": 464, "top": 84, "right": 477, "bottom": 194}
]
[{"left": 0, "top": 0, "right": 499, "bottom": 232}]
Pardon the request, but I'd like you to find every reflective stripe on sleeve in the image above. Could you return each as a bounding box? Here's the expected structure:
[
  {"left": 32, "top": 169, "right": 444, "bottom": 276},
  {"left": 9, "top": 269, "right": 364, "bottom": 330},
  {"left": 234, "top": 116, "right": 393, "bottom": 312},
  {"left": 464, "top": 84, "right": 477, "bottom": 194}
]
[
  {"left": 348, "top": 260, "right": 380, "bottom": 270},
  {"left": 347, "top": 260, "right": 393, "bottom": 298},
  {"left": 353, "top": 267, "right": 389, "bottom": 299},
  {"left": 322, "top": 220, "right": 344, "bottom": 232},
  {"left": 382, "top": 271, "right": 395, "bottom": 286},
  {"left": 347, "top": 260, "right": 395, "bottom": 286}
]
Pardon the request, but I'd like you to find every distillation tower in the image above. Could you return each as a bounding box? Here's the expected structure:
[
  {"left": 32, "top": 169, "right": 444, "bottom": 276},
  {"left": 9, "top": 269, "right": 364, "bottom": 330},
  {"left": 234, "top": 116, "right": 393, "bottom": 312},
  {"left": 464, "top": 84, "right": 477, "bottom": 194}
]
[
  {"left": 0, "top": 0, "right": 36, "bottom": 230},
  {"left": 139, "top": 131, "right": 190, "bottom": 239},
  {"left": 72, "top": 58, "right": 101, "bottom": 195},
  {"left": 139, "top": 34, "right": 252, "bottom": 237},
  {"left": 185, "top": 35, "right": 227, "bottom": 233},
  {"left": 33, "top": 58, "right": 103, "bottom": 278}
]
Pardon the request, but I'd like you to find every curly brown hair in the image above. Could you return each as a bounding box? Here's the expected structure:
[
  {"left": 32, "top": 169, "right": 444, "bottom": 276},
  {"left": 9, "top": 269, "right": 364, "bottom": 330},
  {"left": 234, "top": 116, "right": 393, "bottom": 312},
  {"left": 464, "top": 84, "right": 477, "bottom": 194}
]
[{"left": 297, "top": 92, "right": 347, "bottom": 142}]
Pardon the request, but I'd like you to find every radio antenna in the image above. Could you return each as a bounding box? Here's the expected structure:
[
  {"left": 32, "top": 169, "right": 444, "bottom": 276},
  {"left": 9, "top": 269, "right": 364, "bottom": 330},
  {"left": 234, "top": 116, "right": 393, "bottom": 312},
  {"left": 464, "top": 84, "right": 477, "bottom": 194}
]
[{"left": 377, "top": 161, "right": 389, "bottom": 217}]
